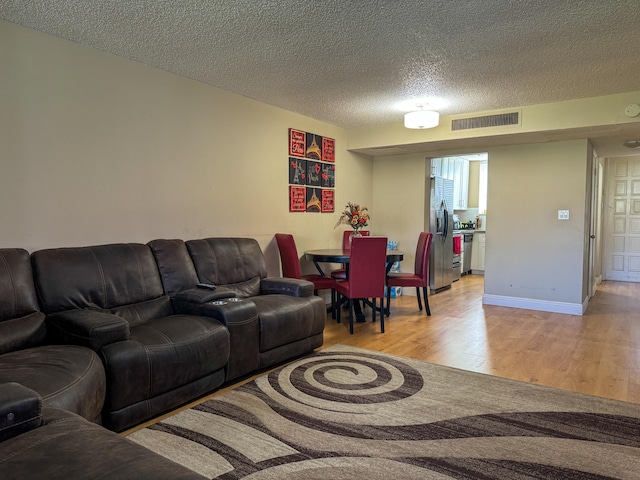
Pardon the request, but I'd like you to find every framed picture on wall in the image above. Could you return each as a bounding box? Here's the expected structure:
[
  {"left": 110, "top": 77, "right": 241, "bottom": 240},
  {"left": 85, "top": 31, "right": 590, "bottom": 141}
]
[
  {"left": 321, "top": 189, "right": 335, "bottom": 212},
  {"left": 288, "top": 128, "right": 335, "bottom": 213},
  {"left": 306, "top": 161, "right": 322, "bottom": 186},
  {"left": 322, "top": 137, "right": 335, "bottom": 162},
  {"left": 288, "top": 129, "right": 306, "bottom": 157},
  {"left": 289, "top": 157, "right": 307, "bottom": 185},
  {"left": 305, "top": 133, "right": 322, "bottom": 160},
  {"left": 321, "top": 162, "right": 335, "bottom": 188},
  {"left": 306, "top": 187, "right": 322, "bottom": 212},
  {"left": 289, "top": 186, "right": 306, "bottom": 212}
]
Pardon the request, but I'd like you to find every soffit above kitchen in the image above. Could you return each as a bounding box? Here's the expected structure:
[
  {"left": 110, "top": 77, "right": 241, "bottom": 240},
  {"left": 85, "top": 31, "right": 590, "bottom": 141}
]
[{"left": 1, "top": 1, "right": 640, "bottom": 155}]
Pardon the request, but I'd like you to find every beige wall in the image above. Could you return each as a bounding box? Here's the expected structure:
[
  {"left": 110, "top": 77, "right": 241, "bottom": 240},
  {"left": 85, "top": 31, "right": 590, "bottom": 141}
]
[
  {"left": 483, "top": 140, "right": 589, "bottom": 308},
  {"left": 0, "top": 20, "right": 373, "bottom": 276},
  {"left": 372, "top": 154, "right": 427, "bottom": 274},
  {"left": 0, "top": 20, "right": 607, "bottom": 312},
  {"left": 370, "top": 140, "right": 591, "bottom": 311},
  {"left": 348, "top": 91, "right": 640, "bottom": 153}
]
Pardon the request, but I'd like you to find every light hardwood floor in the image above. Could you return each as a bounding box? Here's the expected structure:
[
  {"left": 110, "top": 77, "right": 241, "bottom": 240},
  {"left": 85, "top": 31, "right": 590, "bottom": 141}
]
[{"left": 323, "top": 274, "right": 640, "bottom": 404}]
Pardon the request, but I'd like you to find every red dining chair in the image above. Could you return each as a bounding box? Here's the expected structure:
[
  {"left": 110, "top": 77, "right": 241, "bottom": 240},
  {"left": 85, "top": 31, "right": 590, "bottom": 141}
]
[
  {"left": 334, "top": 236, "right": 388, "bottom": 334},
  {"left": 386, "top": 232, "right": 433, "bottom": 316},
  {"left": 275, "top": 234, "right": 337, "bottom": 309},
  {"left": 330, "top": 230, "right": 370, "bottom": 280}
]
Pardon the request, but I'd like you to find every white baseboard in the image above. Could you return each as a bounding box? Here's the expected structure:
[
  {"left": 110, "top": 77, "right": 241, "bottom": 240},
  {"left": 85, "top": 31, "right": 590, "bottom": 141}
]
[{"left": 483, "top": 294, "right": 583, "bottom": 315}]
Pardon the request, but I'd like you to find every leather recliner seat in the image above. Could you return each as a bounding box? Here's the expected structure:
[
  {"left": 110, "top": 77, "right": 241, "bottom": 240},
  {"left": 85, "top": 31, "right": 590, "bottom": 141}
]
[
  {"left": 31, "top": 243, "right": 230, "bottom": 432},
  {"left": 185, "top": 238, "right": 326, "bottom": 371},
  {"left": 0, "top": 248, "right": 105, "bottom": 422},
  {"left": 149, "top": 238, "right": 326, "bottom": 379}
]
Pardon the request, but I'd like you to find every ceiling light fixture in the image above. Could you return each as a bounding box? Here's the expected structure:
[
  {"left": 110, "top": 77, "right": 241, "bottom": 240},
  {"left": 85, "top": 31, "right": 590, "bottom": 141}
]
[
  {"left": 623, "top": 139, "right": 640, "bottom": 149},
  {"left": 404, "top": 106, "right": 440, "bottom": 129}
]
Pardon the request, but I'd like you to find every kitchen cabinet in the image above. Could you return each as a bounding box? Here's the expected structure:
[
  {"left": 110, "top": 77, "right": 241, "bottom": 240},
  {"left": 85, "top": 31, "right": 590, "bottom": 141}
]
[
  {"left": 431, "top": 157, "right": 469, "bottom": 210},
  {"left": 470, "top": 232, "right": 485, "bottom": 273},
  {"left": 452, "top": 158, "right": 469, "bottom": 210}
]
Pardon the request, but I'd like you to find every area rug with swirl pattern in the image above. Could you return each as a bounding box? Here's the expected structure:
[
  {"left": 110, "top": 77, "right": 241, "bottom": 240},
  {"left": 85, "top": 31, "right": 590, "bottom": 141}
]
[{"left": 127, "top": 345, "right": 640, "bottom": 479}]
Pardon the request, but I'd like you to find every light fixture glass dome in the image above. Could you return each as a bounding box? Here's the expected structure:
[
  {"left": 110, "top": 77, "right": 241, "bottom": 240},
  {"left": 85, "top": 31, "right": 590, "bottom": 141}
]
[{"left": 404, "top": 110, "right": 440, "bottom": 129}]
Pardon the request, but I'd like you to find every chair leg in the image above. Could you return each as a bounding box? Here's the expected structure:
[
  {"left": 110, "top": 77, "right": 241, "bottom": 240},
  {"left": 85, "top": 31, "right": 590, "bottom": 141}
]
[
  {"left": 416, "top": 287, "right": 423, "bottom": 311},
  {"left": 386, "top": 286, "right": 391, "bottom": 316},
  {"left": 423, "top": 287, "right": 431, "bottom": 316},
  {"left": 336, "top": 293, "right": 341, "bottom": 324},
  {"left": 330, "top": 289, "right": 336, "bottom": 319},
  {"left": 348, "top": 299, "right": 354, "bottom": 334},
  {"left": 379, "top": 297, "right": 385, "bottom": 333},
  {"left": 372, "top": 298, "right": 376, "bottom": 324}
]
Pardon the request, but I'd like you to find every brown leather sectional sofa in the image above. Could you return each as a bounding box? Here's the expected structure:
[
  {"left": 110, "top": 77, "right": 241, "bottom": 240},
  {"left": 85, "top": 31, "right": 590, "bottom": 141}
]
[{"left": 0, "top": 238, "right": 325, "bottom": 479}]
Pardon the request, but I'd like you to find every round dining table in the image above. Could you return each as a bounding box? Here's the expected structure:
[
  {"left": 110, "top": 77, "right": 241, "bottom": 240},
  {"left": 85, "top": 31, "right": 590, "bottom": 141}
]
[
  {"left": 303, "top": 249, "right": 404, "bottom": 277},
  {"left": 304, "top": 248, "right": 404, "bottom": 322}
]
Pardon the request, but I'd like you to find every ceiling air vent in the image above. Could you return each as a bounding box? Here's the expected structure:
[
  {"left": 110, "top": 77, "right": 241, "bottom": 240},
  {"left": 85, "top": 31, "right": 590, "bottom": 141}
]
[{"left": 451, "top": 112, "right": 519, "bottom": 131}]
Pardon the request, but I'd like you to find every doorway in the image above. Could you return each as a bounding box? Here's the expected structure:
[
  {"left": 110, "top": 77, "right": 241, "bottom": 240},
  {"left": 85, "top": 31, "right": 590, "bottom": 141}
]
[{"left": 603, "top": 155, "right": 640, "bottom": 282}]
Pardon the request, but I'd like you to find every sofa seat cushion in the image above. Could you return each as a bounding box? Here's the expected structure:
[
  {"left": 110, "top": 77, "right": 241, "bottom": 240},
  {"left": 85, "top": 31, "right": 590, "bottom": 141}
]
[
  {"left": 101, "top": 315, "right": 229, "bottom": 411},
  {"left": 250, "top": 295, "right": 325, "bottom": 352},
  {"left": 0, "top": 345, "right": 105, "bottom": 421},
  {"left": 0, "top": 407, "right": 207, "bottom": 480}
]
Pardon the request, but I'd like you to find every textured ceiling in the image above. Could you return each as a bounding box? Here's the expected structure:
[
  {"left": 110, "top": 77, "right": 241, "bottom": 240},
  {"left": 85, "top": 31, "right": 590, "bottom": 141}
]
[{"left": 2, "top": 1, "right": 640, "bottom": 140}]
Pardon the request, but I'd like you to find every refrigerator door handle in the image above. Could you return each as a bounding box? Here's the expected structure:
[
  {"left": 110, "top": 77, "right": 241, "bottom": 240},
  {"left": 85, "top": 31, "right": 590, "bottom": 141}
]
[{"left": 443, "top": 208, "right": 449, "bottom": 239}]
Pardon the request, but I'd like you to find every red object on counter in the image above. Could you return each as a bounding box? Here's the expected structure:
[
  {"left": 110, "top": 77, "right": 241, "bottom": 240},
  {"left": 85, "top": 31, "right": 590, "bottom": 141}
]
[{"left": 453, "top": 235, "right": 462, "bottom": 254}]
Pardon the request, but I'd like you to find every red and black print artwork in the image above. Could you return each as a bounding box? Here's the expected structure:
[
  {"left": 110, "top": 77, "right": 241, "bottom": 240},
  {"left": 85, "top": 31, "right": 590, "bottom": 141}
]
[{"left": 289, "top": 186, "right": 306, "bottom": 212}]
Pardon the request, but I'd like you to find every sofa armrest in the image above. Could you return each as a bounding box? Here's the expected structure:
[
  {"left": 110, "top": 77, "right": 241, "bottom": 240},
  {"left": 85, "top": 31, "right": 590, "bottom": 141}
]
[
  {"left": 171, "top": 287, "right": 237, "bottom": 315},
  {"left": 0, "top": 382, "right": 43, "bottom": 443},
  {"left": 173, "top": 287, "right": 236, "bottom": 305},
  {"left": 46, "top": 309, "right": 130, "bottom": 351},
  {"left": 261, "top": 277, "right": 314, "bottom": 297},
  {"left": 200, "top": 300, "right": 260, "bottom": 381}
]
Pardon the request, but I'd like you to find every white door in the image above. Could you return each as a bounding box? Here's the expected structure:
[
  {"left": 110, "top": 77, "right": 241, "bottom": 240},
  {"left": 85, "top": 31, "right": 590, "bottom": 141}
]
[{"left": 604, "top": 156, "right": 640, "bottom": 282}]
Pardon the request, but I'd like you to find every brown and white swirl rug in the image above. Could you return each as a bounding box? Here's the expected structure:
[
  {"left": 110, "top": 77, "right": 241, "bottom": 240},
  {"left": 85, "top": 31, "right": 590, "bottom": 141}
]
[{"left": 127, "top": 345, "right": 640, "bottom": 479}]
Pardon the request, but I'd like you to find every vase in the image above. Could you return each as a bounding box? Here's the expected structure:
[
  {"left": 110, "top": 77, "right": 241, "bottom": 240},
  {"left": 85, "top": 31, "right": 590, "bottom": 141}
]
[{"left": 349, "top": 229, "right": 362, "bottom": 246}]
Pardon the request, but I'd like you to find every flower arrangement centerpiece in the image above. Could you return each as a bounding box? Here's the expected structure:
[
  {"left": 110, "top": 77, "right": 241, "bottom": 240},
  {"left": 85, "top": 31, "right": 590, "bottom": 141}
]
[{"left": 334, "top": 202, "right": 370, "bottom": 237}]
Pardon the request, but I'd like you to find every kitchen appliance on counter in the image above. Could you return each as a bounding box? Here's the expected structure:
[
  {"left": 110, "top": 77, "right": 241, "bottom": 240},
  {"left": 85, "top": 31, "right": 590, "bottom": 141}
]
[{"left": 427, "top": 176, "right": 454, "bottom": 293}]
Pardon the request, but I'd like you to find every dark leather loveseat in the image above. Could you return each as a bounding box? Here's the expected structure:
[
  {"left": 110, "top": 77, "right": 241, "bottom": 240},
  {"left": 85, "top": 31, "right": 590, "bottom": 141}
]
[{"left": 149, "top": 237, "right": 326, "bottom": 380}]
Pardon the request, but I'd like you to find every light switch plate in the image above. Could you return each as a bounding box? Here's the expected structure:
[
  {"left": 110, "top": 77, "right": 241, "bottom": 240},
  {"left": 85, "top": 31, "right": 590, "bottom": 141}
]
[{"left": 558, "top": 209, "right": 570, "bottom": 220}]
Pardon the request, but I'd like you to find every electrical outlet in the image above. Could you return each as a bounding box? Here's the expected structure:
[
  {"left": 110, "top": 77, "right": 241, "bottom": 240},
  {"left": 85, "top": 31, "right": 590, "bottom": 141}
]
[{"left": 558, "top": 210, "right": 570, "bottom": 220}]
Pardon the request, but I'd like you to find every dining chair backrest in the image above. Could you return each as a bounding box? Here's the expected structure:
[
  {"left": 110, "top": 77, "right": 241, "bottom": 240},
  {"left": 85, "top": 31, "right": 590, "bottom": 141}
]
[
  {"left": 414, "top": 232, "right": 434, "bottom": 283},
  {"left": 348, "top": 236, "right": 387, "bottom": 299},
  {"left": 275, "top": 233, "right": 302, "bottom": 279},
  {"left": 342, "top": 229, "right": 370, "bottom": 250}
]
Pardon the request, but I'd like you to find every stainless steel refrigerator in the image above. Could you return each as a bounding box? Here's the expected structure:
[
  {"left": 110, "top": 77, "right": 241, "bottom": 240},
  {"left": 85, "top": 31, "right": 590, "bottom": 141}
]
[{"left": 427, "top": 176, "right": 454, "bottom": 293}]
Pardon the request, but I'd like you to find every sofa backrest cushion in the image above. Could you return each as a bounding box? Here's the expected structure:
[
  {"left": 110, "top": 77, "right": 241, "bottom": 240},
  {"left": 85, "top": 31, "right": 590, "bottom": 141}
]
[
  {"left": 147, "top": 239, "right": 199, "bottom": 296},
  {"left": 185, "top": 238, "right": 267, "bottom": 298},
  {"left": 32, "top": 243, "right": 165, "bottom": 314},
  {"left": 0, "top": 249, "right": 46, "bottom": 354},
  {"left": 110, "top": 295, "right": 174, "bottom": 326}
]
